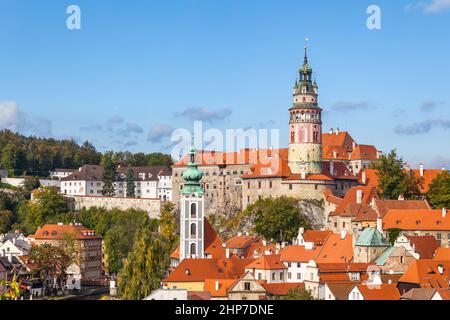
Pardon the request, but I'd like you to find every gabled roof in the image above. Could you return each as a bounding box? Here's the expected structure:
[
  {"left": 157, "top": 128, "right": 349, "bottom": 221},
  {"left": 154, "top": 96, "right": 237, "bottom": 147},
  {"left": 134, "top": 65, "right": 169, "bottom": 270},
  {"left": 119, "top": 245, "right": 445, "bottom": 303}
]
[
  {"left": 349, "top": 145, "right": 379, "bottom": 161},
  {"left": 245, "top": 254, "right": 287, "bottom": 270},
  {"left": 324, "top": 188, "right": 343, "bottom": 206},
  {"left": 433, "top": 247, "right": 450, "bottom": 261},
  {"left": 325, "top": 282, "right": 357, "bottom": 300},
  {"left": 401, "top": 288, "right": 436, "bottom": 300},
  {"left": 356, "top": 284, "right": 400, "bottom": 300},
  {"left": 322, "top": 131, "right": 355, "bottom": 151},
  {"left": 434, "top": 288, "right": 450, "bottom": 300},
  {"left": 383, "top": 209, "right": 450, "bottom": 231},
  {"left": 405, "top": 235, "right": 440, "bottom": 259},
  {"left": 30, "top": 224, "right": 101, "bottom": 240},
  {"left": 204, "top": 279, "right": 237, "bottom": 298},
  {"left": 315, "top": 234, "right": 353, "bottom": 264},
  {"left": 410, "top": 169, "right": 444, "bottom": 193},
  {"left": 374, "top": 199, "right": 430, "bottom": 218},
  {"left": 225, "top": 235, "right": 259, "bottom": 250},
  {"left": 62, "top": 165, "right": 104, "bottom": 181},
  {"left": 280, "top": 245, "right": 320, "bottom": 263},
  {"left": 399, "top": 259, "right": 450, "bottom": 288},
  {"left": 355, "top": 228, "right": 390, "bottom": 247},
  {"left": 260, "top": 282, "right": 305, "bottom": 296},
  {"left": 329, "top": 186, "right": 379, "bottom": 218},
  {"left": 303, "top": 230, "right": 332, "bottom": 246},
  {"left": 164, "top": 256, "right": 254, "bottom": 283}
]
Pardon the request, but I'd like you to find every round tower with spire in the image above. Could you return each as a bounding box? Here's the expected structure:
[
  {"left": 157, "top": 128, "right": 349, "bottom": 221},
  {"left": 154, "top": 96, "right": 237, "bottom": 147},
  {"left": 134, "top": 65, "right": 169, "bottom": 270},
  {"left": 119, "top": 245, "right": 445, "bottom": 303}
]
[{"left": 288, "top": 43, "right": 323, "bottom": 175}]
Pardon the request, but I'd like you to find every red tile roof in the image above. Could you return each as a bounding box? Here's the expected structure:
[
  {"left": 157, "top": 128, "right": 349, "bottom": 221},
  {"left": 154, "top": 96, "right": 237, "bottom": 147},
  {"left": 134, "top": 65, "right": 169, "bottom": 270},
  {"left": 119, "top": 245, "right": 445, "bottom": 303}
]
[
  {"left": 383, "top": 209, "right": 450, "bottom": 231},
  {"left": 315, "top": 234, "right": 353, "bottom": 264},
  {"left": 260, "top": 282, "right": 305, "bottom": 296},
  {"left": 374, "top": 199, "right": 430, "bottom": 218},
  {"left": 30, "top": 224, "right": 101, "bottom": 240},
  {"left": 303, "top": 230, "right": 332, "bottom": 246},
  {"left": 433, "top": 248, "right": 450, "bottom": 261},
  {"left": 399, "top": 260, "right": 450, "bottom": 289},
  {"left": 357, "top": 284, "right": 401, "bottom": 300},
  {"left": 245, "top": 254, "right": 287, "bottom": 270},
  {"left": 410, "top": 169, "right": 443, "bottom": 193},
  {"left": 204, "top": 279, "right": 237, "bottom": 298},
  {"left": 322, "top": 131, "right": 355, "bottom": 151},
  {"left": 226, "top": 235, "right": 259, "bottom": 250},
  {"left": 164, "top": 256, "right": 255, "bottom": 283},
  {"left": 280, "top": 245, "right": 321, "bottom": 263},
  {"left": 324, "top": 188, "right": 343, "bottom": 206},
  {"left": 349, "top": 145, "right": 379, "bottom": 161},
  {"left": 405, "top": 235, "right": 440, "bottom": 259},
  {"left": 329, "top": 186, "right": 379, "bottom": 218}
]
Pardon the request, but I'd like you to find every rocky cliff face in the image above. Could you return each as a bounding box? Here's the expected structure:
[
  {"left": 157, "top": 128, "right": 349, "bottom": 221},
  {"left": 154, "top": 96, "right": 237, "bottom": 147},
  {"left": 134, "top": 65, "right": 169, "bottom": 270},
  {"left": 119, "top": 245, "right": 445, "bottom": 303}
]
[{"left": 298, "top": 199, "right": 326, "bottom": 230}]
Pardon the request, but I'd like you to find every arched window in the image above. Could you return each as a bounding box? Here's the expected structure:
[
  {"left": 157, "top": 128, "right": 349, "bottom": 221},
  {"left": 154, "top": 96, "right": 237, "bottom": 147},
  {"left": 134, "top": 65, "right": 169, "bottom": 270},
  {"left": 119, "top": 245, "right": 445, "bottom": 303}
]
[
  {"left": 190, "top": 243, "right": 196, "bottom": 256},
  {"left": 190, "top": 223, "right": 197, "bottom": 237},
  {"left": 190, "top": 203, "right": 197, "bottom": 218}
]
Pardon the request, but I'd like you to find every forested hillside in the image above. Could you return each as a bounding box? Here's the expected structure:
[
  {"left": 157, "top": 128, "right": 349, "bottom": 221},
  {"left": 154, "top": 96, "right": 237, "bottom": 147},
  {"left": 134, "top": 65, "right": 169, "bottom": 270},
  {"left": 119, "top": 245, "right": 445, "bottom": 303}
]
[{"left": 0, "top": 129, "right": 173, "bottom": 177}]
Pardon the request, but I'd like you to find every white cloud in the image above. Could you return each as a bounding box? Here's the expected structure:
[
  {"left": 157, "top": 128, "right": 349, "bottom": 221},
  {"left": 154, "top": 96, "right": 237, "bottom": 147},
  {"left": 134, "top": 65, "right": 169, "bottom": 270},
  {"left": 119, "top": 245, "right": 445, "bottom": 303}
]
[
  {"left": 0, "top": 101, "right": 26, "bottom": 131},
  {"left": 424, "top": 0, "right": 450, "bottom": 13},
  {"left": 0, "top": 101, "right": 53, "bottom": 137},
  {"left": 405, "top": 0, "right": 450, "bottom": 13}
]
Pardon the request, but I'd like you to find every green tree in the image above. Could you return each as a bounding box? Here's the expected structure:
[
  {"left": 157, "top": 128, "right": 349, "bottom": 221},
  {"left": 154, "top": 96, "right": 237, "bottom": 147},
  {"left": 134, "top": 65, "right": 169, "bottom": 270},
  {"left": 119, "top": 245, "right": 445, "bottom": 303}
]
[
  {"left": 0, "top": 142, "right": 17, "bottom": 173},
  {"left": 375, "top": 150, "right": 423, "bottom": 200},
  {"left": 426, "top": 171, "right": 450, "bottom": 209},
  {"left": 159, "top": 202, "right": 178, "bottom": 245},
  {"left": 118, "top": 224, "right": 171, "bottom": 300},
  {"left": 101, "top": 152, "right": 117, "bottom": 197},
  {"left": 29, "top": 239, "right": 76, "bottom": 295},
  {"left": 244, "top": 196, "right": 311, "bottom": 242},
  {"left": 0, "top": 210, "right": 14, "bottom": 233},
  {"left": 386, "top": 228, "right": 402, "bottom": 245},
  {"left": 282, "top": 287, "right": 316, "bottom": 300},
  {"left": 20, "top": 187, "right": 69, "bottom": 233},
  {"left": 125, "top": 167, "right": 136, "bottom": 198},
  {"left": 22, "top": 176, "right": 41, "bottom": 198}
]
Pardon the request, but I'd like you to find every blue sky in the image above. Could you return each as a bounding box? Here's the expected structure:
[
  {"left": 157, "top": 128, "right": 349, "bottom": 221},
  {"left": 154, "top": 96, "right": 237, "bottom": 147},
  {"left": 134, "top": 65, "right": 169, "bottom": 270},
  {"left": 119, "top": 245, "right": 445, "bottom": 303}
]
[{"left": 0, "top": 0, "right": 449, "bottom": 168}]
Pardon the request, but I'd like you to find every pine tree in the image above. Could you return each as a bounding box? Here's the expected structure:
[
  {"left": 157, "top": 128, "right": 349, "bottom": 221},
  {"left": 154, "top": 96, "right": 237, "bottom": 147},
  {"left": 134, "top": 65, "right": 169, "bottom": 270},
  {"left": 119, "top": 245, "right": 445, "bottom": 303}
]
[
  {"left": 126, "top": 167, "right": 136, "bottom": 198},
  {"left": 159, "top": 202, "right": 178, "bottom": 244},
  {"left": 102, "top": 153, "right": 117, "bottom": 197}
]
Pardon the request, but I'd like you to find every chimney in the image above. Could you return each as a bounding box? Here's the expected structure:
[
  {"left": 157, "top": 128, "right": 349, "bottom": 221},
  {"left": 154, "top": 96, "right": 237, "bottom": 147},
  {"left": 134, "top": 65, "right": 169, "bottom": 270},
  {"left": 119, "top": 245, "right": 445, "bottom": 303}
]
[
  {"left": 57, "top": 222, "right": 63, "bottom": 226},
  {"left": 377, "top": 216, "right": 383, "bottom": 233},
  {"left": 301, "top": 171, "right": 306, "bottom": 180},
  {"left": 7, "top": 254, "right": 12, "bottom": 263},
  {"left": 237, "top": 232, "right": 242, "bottom": 237},
  {"left": 330, "top": 162, "right": 334, "bottom": 176},
  {"left": 361, "top": 171, "right": 367, "bottom": 185},
  {"left": 419, "top": 164, "right": 424, "bottom": 177},
  {"left": 262, "top": 239, "right": 267, "bottom": 246},
  {"left": 437, "top": 264, "right": 444, "bottom": 275},
  {"left": 340, "top": 229, "right": 347, "bottom": 240},
  {"left": 225, "top": 248, "right": 230, "bottom": 259},
  {"left": 299, "top": 227, "right": 305, "bottom": 236},
  {"left": 215, "top": 280, "right": 220, "bottom": 291},
  {"left": 329, "top": 128, "right": 334, "bottom": 135},
  {"left": 356, "top": 190, "right": 363, "bottom": 204},
  {"left": 333, "top": 150, "right": 338, "bottom": 159},
  {"left": 336, "top": 128, "right": 340, "bottom": 135},
  {"left": 352, "top": 141, "right": 357, "bottom": 150},
  {"left": 443, "top": 208, "right": 447, "bottom": 219},
  {"left": 377, "top": 151, "right": 382, "bottom": 159},
  {"left": 305, "top": 242, "right": 314, "bottom": 250},
  {"left": 281, "top": 241, "right": 287, "bottom": 249}
]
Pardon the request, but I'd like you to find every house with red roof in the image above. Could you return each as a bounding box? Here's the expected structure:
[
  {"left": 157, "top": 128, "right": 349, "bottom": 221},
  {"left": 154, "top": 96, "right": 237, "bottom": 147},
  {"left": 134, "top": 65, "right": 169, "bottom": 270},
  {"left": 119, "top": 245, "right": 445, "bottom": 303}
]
[
  {"left": 349, "top": 283, "right": 401, "bottom": 300},
  {"left": 244, "top": 254, "right": 287, "bottom": 284}
]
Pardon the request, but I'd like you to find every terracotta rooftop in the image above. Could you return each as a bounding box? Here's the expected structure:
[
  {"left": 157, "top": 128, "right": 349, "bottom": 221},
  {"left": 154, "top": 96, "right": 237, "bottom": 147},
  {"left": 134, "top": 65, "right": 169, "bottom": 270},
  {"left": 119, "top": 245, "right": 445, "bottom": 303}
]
[
  {"left": 329, "top": 186, "right": 379, "bottom": 218},
  {"left": 260, "top": 282, "right": 305, "bottom": 296},
  {"left": 374, "top": 199, "right": 430, "bottom": 218},
  {"left": 433, "top": 247, "right": 450, "bottom": 261},
  {"left": 245, "top": 254, "right": 287, "bottom": 271},
  {"left": 280, "top": 245, "right": 320, "bottom": 263},
  {"left": 405, "top": 235, "right": 440, "bottom": 259},
  {"left": 204, "top": 279, "right": 237, "bottom": 298},
  {"left": 383, "top": 209, "right": 450, "bottom": 231},
  {"left": 315, "top": 233, "right": 353, "bottom": 264},
  {"left": 226, "top": 235, "right": 259, "bottom": 250},
  {"left": 302, "top": 230, "right": 332, "bottom": 246},
  {"left": 399, "top": 259, "right": 450, "bottom": 288},
  {"left": 30, "top": 224, "right": 101, "bottom": 240},
  {"left": 356, "top": 284, "right": 401, "bottom": 300},
  {"left": 325, "top": 282, "right": 358, "bottom": 300}
]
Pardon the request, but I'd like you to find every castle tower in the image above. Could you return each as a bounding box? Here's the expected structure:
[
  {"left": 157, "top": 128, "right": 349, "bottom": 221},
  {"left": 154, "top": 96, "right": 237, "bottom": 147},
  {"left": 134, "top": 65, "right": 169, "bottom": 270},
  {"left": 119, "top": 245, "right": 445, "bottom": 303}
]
[
  {"left": 179, "top": 144, "right": 205, "bottom": 261},
  {"left": 288, "top": 45, "right": 323, "bottom": 175}
]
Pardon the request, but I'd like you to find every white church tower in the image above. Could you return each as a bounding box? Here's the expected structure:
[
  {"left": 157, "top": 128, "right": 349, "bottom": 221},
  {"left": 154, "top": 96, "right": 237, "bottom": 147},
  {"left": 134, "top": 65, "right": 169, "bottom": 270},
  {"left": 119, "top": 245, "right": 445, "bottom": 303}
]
[{"left": 179, "top": 144, "right": 205, "bottom": 261}]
